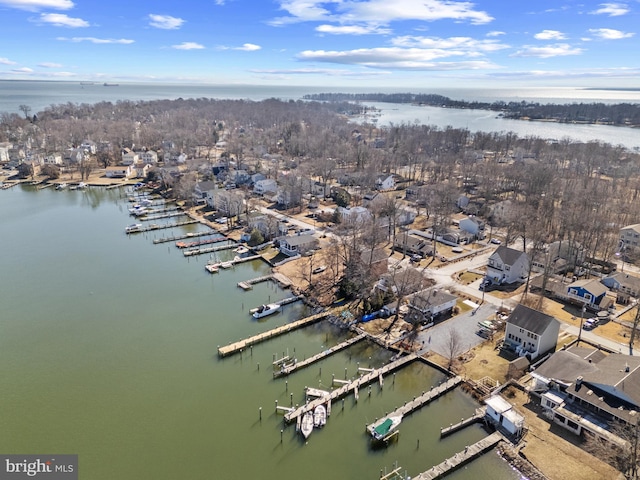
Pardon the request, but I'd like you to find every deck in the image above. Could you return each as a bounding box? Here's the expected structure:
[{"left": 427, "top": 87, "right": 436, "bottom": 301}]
[
  {"left": 413, "top": 432, "right": 503, "bottom": 480},
  {"left": 217, "top": 310, "right": 332, "bottom": 357},
  {"left": 273, "top": 333, "right": 367, "bottom": 378}
]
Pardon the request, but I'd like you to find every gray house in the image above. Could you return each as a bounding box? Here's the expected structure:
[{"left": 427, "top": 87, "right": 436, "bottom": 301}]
[{"left": 504, "top": 304, "right": 560, "bottom": 359}]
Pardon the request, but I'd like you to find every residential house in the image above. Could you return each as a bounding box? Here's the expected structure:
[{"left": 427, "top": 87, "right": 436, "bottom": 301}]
[
  {"left": 503, "top": 304, "right": 560, "bottom": 359},
  {"left": 601, "top": 272, "right": 640, "bottom": 299},
  {"left": 232, "top": 169, "right": 251, "bottom": 185},
  {"left": 133, "top": 162, "right": 152, "bottom": 179},
  {"left": 140, "top": 150, "right": 158, "bottom": 165},
  {"left": 121, "top": 148, "right": 139, "bottom": 166},
  {"left": 193, "top": 181, "right": 217, "bottom": 205},
  {"left": 375, "top": 174, "right": 395, "bottom": 191},
  {"left": 565, "top": 278, "right": 609, "bottom": 311},
  {"left": 80, "top": 140, "right": 97, "bottom": 155},
  {"left": 278, "top": 234, "right": 318, "bottom": 257},
  {"left": 459, "top": 216, "right": 485, "bottom": 239},
  {"left": 105, "top": 165, "right": 133, "bottom": 178},
  {"left": 530, "top": 345, "right": 640, "bottom": 446},
  {"left": 253, "top": 178, "right": 278, "bottom": 196},
  {"left": 360, "top": 247, "right": 388, "bottom": 278},
  {"left": 43, "top": 154, "right": 63, "bottom": 165},
  {"left": 0, "top": 142, "right": 11, "bottom": 163},
  {"left": 405, "top": 185, "right": 430, "bottom": 205},
  {"left": 64, "top": 148, "right": 84, "bottom": 164},
  {"left": 393, "top": 231, "right": 434, "bottom": 257},
  {"left": 486, "top": 246, "right": 529, "bottom": 285},
  {"left": 405, "top": 287, "right": 457, "bottom": 325},
  {"left": 337, "top": 206, "right": 372, "bottom": 224},
  {"left": 620, "top": 223, "right": 640, "bottom": 249},
  {"left": 209, "top": 190, "right": 243, "bottom": 216},
  {"left": 484, "top": 395, "right": 525, "bottom": 437},
  {"left": 247, "top": 213, "right": 279, "bottom": 240}
]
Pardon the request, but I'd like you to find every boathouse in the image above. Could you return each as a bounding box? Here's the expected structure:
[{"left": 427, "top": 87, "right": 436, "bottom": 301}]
[{"left": 484, "top": 395, "right": 524, "bottom": 437}]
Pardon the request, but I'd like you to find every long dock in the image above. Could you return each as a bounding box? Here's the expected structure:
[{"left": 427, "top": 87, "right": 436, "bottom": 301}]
[
  {"left": 440, "top": 407, "right": 486, "bottom": 437},
  {"left": 141, "top": 211, "right": 186, "bottom": 221},
  {"left": 183, "top": 242, "right": 237, "bottom": 257},
  {"left": 217, "top": 311, "right": 331, "bottom": 357},
  {"left": 153, "top": 231, "right": 216, "bottom": 244},
  {"left": 126, "top": 219, "right": 199, "bottom": 234},
  {"left": 365, "top": 376, "right": 463, "bottom": 432},
  {"left": 283, "top": 354, "right": 418, "bottom": 423},
  {"left": 413, "top": 431, "right": 503, "bottom": 480},
  {"left": 273, "top": 333, "right": 367, "bottom": 378}
]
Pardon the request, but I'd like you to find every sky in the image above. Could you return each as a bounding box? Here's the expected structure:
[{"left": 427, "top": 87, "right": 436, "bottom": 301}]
[{"left": 0, "top": 0, "right": 638, "bottom": 88}]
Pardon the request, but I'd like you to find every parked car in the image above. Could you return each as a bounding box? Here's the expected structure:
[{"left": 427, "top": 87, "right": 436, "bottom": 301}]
[
  {"left": 583, "top": 318, "right": 599, "bottom": 330},
  {"left": 312, "top": 265, "right": 326, "bottom": 274},
  {"left": 490, "top": 238, "right": 501, "bottom": 244},
  {"left": 410, "top": 254, "right": 422, "bottom": 263}
]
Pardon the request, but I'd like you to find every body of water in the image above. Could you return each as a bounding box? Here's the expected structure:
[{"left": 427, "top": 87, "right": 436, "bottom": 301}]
[
  {"left": 1, "top": 80, "right": 639, "bottom": 150},
  {"left": 0, "top": 186, "right": 522, "bottom": 479}
]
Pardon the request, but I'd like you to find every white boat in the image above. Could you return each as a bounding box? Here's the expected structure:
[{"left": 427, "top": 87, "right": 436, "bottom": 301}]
[
  {"left": 313, "top": 404, "right": 326, "bottom": 428},
  {"left": 205, "top": 261, "right": 220, "bottom": 273},
  {"left": 55, "top": 183, "right": 68, "bottom": 190},
  {"left": 368, "top": 415, "right": 402, "bottom": 442},
  {"left": 300, "top": 411, "right": 314, "bottom": 439},
  {"left": 235, "top": 246, "right": 249, "bottom": 255},
  {"left": 251, "top": 303, "right": 280, "bottom": 319},
  {"left": 219, "top": 261, "right": 234, "bottom": 269},
  {"left": 128, "top": 205, "right": 148, "bottom": 216},
  {"left": 125, "top": 223, "right": 143, "bottom": 233}
]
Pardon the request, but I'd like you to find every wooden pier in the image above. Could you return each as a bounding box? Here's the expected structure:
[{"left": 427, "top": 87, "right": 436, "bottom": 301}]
[
  {"left": 141, "top": 211, "right": 186, "bottom": 221},
  {"left": 238, "top": 275, "right": 273, "bottom": 290},
  {"left": 183, "top": 242, "right": 237, "bottom": 257},
  {"left": 283, "top": 354, "right": 418, "bottom": 424},
  {"left": 217, "top": 311, "right": 332, "bottom": 357},
  {"left": 413, "top": 432, "right": 503, "bottom": 480},
  {"left": 152, "top": 231, "right": 216, "bottom": 244},
  {"left": 364, "top": 376, "right": 463, "bottom": 433},
  {"left": 440, "top": 407, "right": 486, "bottom": 437},
  {"left": 273, "top": 333, "right": 367, "bottom": 378},
  {"left": 126, "top": 219, "right": 199, "bottom": 234}
]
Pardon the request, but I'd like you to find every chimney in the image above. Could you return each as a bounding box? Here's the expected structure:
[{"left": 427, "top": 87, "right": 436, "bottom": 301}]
[{"left": 576, "top": 376, "right": 583, "bottom": 386}]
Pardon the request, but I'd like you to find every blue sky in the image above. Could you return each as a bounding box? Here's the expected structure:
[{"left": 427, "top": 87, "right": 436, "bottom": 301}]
[{"left": 0, "top": 0, "right": 638, "bottom": 87}]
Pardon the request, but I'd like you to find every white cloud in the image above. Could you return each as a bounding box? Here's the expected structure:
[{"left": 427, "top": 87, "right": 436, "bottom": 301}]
[
  {"left": 148, "top": 14, "right": 185, "bottom": 30},
  {"left": 588, "top": 28, "right": 635, "bottom": 39},
  {"left": 11, "top": 67, "right": 34, "bottom": 73},
  {"left": 316, "top": 24, "right": 391, "bottom": 35},
  {"left": 172, "top": 42, "right": 205, "bottom": 50},
  {"left": 0, "top": 0, "right": 73, "bottom": 11},
  {"left": 57, "top": 37, "right": 135, "bottom": 44},
  {"left": 391, "top": 35, "right": 509, "bottom": 53},
  {"left": 38, "top": 62, "right": 63, "bottom": 68},
  {"left": 214, "top": 0, "right": 225, "bottom": 4},
  {"left": 297, "top": 47, "right": 499, "bottom": 70},
  {"left": 37, "top": 13, "right": 89, "bottom": 27},
  {"left": 512, "top": 43, "right": 583, "bottom": 58},
  {"left": 270, "top": 0, "right": 493, "bottom": 27},
  {"left": 0, "top": 57, "right": 18, "bottom": 65},
  {"left": 534, "top": 30, "right": 566, "bottom": 40},
  {"left": 486, "top": 31, "right": 505, "bottom": 37},
  {"left": 589, "top": 3, "right": 629, "bottom": 16},
  {"left": 218, "top": 43, "right": 261, "bottom": 51}
]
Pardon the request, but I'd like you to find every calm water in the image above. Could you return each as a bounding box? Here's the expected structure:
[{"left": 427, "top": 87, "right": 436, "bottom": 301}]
[
  {"left": 0, "top": 186, "right": 521, "bottom": 479},
  {"left": 1, "top": 80, "right": 639, "bottom": 150}
]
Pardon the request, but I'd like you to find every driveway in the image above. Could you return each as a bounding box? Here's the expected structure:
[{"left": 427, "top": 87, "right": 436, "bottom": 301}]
[{"left": 414, "top": 302, "right": 497, "bottom": 357}]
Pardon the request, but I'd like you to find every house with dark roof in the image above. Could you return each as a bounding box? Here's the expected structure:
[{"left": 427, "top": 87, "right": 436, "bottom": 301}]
[
  {"left": 279, "top": 234, "right": 318, "bottom": 257},
  {"left": 601, "top": 271, "right": 640, "bottom": 299},
  {"left": 486, "top": 246, "right": 529, "bottom": 285},
  {"left": 404, "top": 287, "right": 457, "bottom": 325},
  {"left": 503, "top": 304, "right": 559, "bottom": 359},
  {"left": 393, "top": 231, "right": 434, "bottom": 257},
  {"left": 529, "top": 345, "right": 640, "bottom": 447}
]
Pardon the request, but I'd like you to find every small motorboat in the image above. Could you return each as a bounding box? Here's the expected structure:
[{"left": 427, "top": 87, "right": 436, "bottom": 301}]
[
  {"left": 125, "top": 223, "right": 143, "bottom": 233},
  {"left": 313, "top": 404, "right": 326, "bottom": 428},
  {"left": 251, "top": 303, "right": 280, "bottom": 319},
  {"left": 368, "top": 415, "right": 402, "bottom": 442},
  {"left": 300, "top": 411, "right": 314, "bottom": 439}
]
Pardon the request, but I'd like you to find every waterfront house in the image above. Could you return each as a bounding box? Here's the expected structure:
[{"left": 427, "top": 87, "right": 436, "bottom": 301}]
[
  {"left": 565, "top": 278, "right": 609, "bottom": 311},
  {"left": 503, "top": 304, "right": 560, "bottom": 359},
  {"left": 209, "top": 190, "right": 243, "bottom": 216},
  {"left": 405, "top": 288, "right": 457, "bottom": 325},
  {"left": 484, "top": 395, "right": 525, "bottom": 437},
  {"left": 279, "top": 234, "right": 318, "bottom": 257},
  {"left": 140, "top": 150, "right": 158, "bottom": 165},
  {"left": 133, "top": 162, "right": 152, "bottom": 179},
  {"left": 105, "top": 165, "right": 133, "bottom": 178},
  {"left": 530, "top": 345, "right": 640, "bottom": 447},
  {"left": 193, "top": 181, "right": 217, "bottom": 205},
  {"left": 121, "top": 148, "right": 139, "bottom": 166},
  {"left": 486, "top": 246, "right": 529, "bottom": 285}
]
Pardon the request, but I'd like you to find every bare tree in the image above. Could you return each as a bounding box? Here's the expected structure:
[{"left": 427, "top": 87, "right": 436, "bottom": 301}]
[
  {"left": 445, "top": 327, "right": 462, "bottom": 371},
  {"left": 585, "top": 419, "right": 639, "bottom": 479}
]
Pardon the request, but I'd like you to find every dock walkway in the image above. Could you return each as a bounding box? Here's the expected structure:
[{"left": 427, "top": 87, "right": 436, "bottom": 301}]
[
  {"left": 217, "top": 311, "right": 331, "bottom": 357},
  {"left": 283, "top": 354, "right": 418, "bottom": 423},
  {"left": 365, "top": 376, "right": 463, "bottom": 432},
  {"left": 274, "top": 333, "right": 367, "bottom": 378},
  {"left": 183, "top": 242, "right": 237, "bottom": 257},
  {"left": 440, "top": 407, "right": 486, "bottom": 437},
  {"left": 126, "top": 219, "right": 198, "bottom": 234},
  {"left": 413, "top": 431, "right": 503, "bottom": 480},
  {"left": 152, "top": 231, "right": 215, "bottom": 244}
]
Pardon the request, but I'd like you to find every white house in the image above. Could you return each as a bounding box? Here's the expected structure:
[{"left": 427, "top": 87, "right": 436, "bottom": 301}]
[
  {"left": 504, "top": 304, "right": 560, "bottom": 359},
  {"left": 337, "top": 206, "right": 371, "bottom": 224},
  {"left": 80, "top": 140, "right": 97, "bottom": 155},
  {"left": 254, "top": 178, "right": 278, "bottom": 196},
  {"left": 105, "top": 165, "right": 133, "bottom": 178},
  {"left": 43, "top": 154, "right": 63, "bottom": 165},
  {"left": 140, "top": 150, "right": 158, "bottom": 164},
  {"left": 375, "top": 174, "right": 395, "bottom": 191},
  {"left": 620, "top": 223, "right": 640, "bottom": 249},
  {"left": 405, "top": 288, "right": 457, "bottom": 324},
  {"left": 279, "top": 234, "right": 318, "bottom": 257},
  {"left": 192, "top": 181, "right": 217, "bottom": 205},
  {"left": 121, "top": 148, "right": 139, "bottom": 166},
  {"left": 486, "top": 246, "right": 529, "bottom": 285},
  {"left": 459, "top": 216, "right": 485, "bottom": 239},
  {"left": 484, "top": 395, "right": 525, "bottom": 437},
  {"left": 0, "top": 142, "right": 11, "bottom": 163}
]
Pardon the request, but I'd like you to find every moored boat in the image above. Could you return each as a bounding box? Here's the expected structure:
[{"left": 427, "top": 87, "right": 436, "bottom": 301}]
[
  {"left": 300, "top": 411, "right": 314, "bottom": 439},
  {"left": 251, "top": 303, "right": 280, "bottom": 319},
  {"left": 313, "top": 404, "right": 326, "bottom": 428},
  {"left": 125, "top": 223, "right": 143, "bottom": 233},
  {"left": 55, "top": 183, "right": 68, "bottom": 190},
  {"left": 368, "top": 415, "right": 402, "bottom": 442},
  {"left": 205, "top": 261, "right": 220, "bottom": 273}
]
